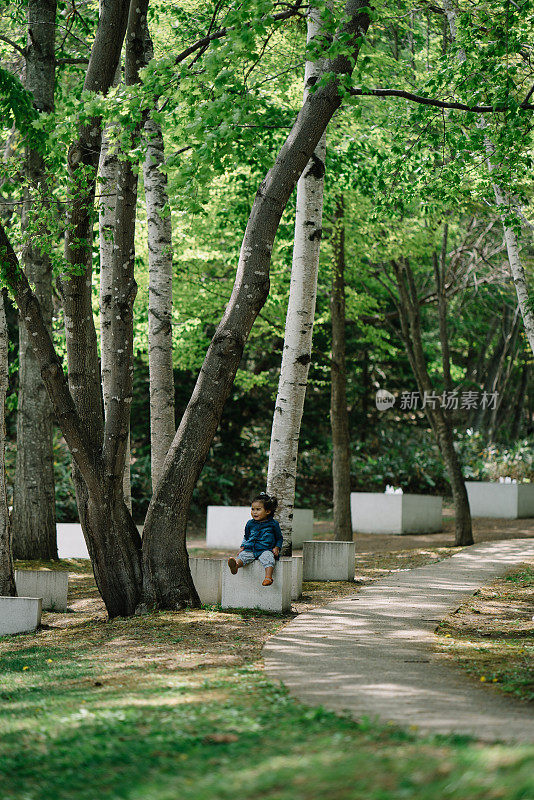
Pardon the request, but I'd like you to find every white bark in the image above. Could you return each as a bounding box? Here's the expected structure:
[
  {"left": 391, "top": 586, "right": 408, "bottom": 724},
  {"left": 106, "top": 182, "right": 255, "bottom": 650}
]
[
  {"left": 0, "top": 291, "right": 15, "bottom": 596},
  {"left": 443, "top": 0, "right": 534, "bottom": 356},
  {"left": 143, "top": 115, "right": 175, "bottom": 490},
  {"left": 266, "top": 7, "right": 327, "bottom": 552},
  {"left": 484, "top": 141, "right": 534, "bottom": 356},
  {"left": 97, "top": 58, "right": 132, "bottom": 510}
]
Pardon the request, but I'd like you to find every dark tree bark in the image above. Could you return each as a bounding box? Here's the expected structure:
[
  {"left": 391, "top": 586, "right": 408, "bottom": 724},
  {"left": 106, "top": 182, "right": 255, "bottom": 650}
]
[
  {"left": 510, "top": 364, "right": 528, "bottom": 439},
  {"left": 330, "top": 198, "right": 353, "bottom": 542},
  {"left": 0, "top": 290, "right": 16, "bottom": 596},
  {"left": 392, "top": 259, "right": 473, "bottom": 547},
  {"left": 432, "top": 224, "right": 452, "bottom": 394},
  {"left": 12, "top": 0, "right": 57, "bottom": 561}
]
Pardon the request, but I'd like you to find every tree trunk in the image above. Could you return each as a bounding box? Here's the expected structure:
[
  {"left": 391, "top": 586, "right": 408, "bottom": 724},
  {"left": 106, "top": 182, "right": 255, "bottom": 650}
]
[
  {"left": 141, "top": 0, "right": 372, "bottom": 605},
  {"left": 143, "top": 29, "right": 175, "bottom": 491},
  {"left": 443, "top": 0, "right": 534, "bottom": 357},
  {"left": 12, "top": 0, "right": 57, "bottom": 560},
  {"left": 510, "top": 364, "right": 528, "bottom": 439},
  {"left": 266, "top": 5, "right": 327, "bottom": 554},
  {"left": 98, "top": 57, "right": 133, "bottom": 511},
  {"left": 433, "top": 223, "right": 452, "bottom": 393},
  {"left": 392, "top": 259, "right": 473, "bottom": 546},
  {"left": 46, "top": 0, "right": 141, "bottom": 615},
  {"left": 330, "top": 198, "right": 353, "bottom": 542},
  {"left": 0, "top": 291, "right": 15, "bottom": 596}
]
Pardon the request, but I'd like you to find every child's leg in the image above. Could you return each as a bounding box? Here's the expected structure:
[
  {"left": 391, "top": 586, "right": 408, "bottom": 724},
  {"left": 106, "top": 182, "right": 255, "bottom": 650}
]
[
  {"left": 228, "top": 550, "right": 254, "bottom": 574},
  {"left": 258, "top": 551, "right": 276, "bottom": 585}
]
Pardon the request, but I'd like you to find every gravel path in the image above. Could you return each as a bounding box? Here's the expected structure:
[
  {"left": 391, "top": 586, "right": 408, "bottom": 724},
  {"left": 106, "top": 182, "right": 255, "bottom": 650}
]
[{"left": 264, "top": 539, "right": 534, "bottom": 743}]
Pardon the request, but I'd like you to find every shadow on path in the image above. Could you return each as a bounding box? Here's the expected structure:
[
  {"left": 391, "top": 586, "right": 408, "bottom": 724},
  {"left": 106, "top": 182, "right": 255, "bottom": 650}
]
[{"left": 264, "top": 539, "right": 534, "bottom": 743}]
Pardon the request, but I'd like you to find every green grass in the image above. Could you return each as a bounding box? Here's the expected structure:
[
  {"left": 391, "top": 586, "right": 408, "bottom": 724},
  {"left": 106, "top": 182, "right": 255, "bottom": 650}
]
[
  {"left": 436, "top": 564, "right": 534, "bottom": 703},
  {"left": 2, "top": 619, "right": 534, "bottom": 800},
  {"left": 2, "top": 553, "right": 533, "bottom": 799}
]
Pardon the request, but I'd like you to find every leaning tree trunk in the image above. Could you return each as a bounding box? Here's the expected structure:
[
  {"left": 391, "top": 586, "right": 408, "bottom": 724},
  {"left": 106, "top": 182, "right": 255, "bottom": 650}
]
[
  {"left": 143, "top": 29, "right": 175, "bottom": 491},
  {"left": 266, "top": 5, "right": 327, "bottom": 554},
  {"left": 0, "top": 291, "right": 15, "bottom": 596},
  {"left": 443, "top": 0, "right": 534, "bottom": 358},
  {"left": 141, "top": 0, "right": 372, "bottom": 606},
  {"left": 12, "top": 0, "right": 57, "bottom": 560},
  {"left": 392, "top": 259, "right": 473, "bottom": 546},
  {"left": 330, "top": 199, "right": 353, "bottom": 541}
]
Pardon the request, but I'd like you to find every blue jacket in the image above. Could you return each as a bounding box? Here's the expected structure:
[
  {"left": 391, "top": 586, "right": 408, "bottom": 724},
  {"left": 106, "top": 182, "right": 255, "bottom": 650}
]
[{"left": 241, "top": 517, "right": 283, "bottom": 555}]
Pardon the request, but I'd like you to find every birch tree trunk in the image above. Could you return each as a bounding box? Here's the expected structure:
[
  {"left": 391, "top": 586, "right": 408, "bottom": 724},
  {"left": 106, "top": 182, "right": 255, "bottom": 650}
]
[
  {"left": 56, "top": 0, "right": 143, "bottom": 616},
  {"left": 0, "top": 291, "right": 15, "bottom": 596},
  {"left": 142, "top": 0, "right": 372, "bottom": 606},
  {"left": 98, "top": 63, "right": 132, "bottom": 511},
  {"left": 330, "top": 198, "right": 353, "bottom": 542},
  {"left": 443, "top": 0, "right": 534, "bottom": 357},
  {"left": 266, "top": 5, "right": 327, "bottom": 554},
  {"left": 12, "top": 0, "right": 57, "bottom": 560},
  {"left": 143, "top": 30, "right": 175, "bottom": 491}
]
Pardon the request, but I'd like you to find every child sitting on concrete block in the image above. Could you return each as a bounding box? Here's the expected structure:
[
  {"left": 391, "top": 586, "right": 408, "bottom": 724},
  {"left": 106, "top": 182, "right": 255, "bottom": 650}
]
[{"left": 227, "top": 492, "right": 283, "bottom": 586}]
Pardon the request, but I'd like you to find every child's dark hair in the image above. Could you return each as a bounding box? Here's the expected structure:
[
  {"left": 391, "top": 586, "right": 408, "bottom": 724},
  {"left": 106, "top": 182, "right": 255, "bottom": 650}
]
[{"left": 251, "top": 492, "right": 278, "bottom": 515}]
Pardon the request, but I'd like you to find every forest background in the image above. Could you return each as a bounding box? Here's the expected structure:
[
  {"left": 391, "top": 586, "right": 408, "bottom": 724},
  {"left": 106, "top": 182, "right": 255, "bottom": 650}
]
[{"left": 0, "top": 0, "right": 532, "bottom": 529}]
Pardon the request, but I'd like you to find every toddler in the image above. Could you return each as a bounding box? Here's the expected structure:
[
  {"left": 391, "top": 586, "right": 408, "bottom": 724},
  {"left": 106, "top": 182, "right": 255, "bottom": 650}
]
[{"left": 227, "top": 492, "right": 283, "bottom": 586}]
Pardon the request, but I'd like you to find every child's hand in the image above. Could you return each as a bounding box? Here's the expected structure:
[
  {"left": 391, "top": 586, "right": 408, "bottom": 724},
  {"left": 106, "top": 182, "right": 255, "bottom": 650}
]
[
  {"left": 272, "top": 547, "right": 280, "bottom": 557},
  {"left": 239, "top": 547, "right": 244, "bottom": 552}
]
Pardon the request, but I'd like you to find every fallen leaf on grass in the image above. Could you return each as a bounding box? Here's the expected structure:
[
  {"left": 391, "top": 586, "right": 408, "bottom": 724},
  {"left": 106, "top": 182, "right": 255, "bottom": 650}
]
[{"left": 203, "top": 733, "right": 239, "bottom": 744}]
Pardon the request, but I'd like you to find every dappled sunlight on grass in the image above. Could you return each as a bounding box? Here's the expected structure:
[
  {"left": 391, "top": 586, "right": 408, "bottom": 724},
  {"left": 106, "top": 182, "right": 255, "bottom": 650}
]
[{"left": 435, "top": 564, "right": 534, "bottom": 702}]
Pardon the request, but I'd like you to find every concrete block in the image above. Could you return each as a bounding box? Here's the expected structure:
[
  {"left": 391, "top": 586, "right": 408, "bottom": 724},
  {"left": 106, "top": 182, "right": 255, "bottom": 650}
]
[
  {"left": 189, "top": 557, "right": 223, "bottom": 605},
  {"left": 350, "top": 493, "right": 443, "bottom": 534},
  {"left": 14, "top": 570, "right": 68, "bottom": 612},
  {"left": 466, "top": 482, "right": 534, "bottom": 519},
  {"left": 282, "top": 557, "right": 303, "bottom": 600},
  {"left": 303, "top": 541, "right": 355, "bottom": 581},
  {"left": 0, "top": 597, "right": 42, "bottom": 636},
  {"left": 206, "top": 506, "right": 314, "bottom": 549},
  {"left": 57, "top": 523, "right": 89, "bottom": 559},
  {"left": 221, "top": 558, "right": 292, "bottom": 612}
]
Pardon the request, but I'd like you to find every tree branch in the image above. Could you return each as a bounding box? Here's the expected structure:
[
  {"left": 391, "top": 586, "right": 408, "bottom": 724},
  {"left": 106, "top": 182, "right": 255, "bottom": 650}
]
[
  {"left": 348, "top": 86, "right": 534, "bottom": 113},
  {"left": 0, "top": 35, "right": 26, "bottom": 57},
  {"left": 173, "top": 0, "right": 305, "bottom": 66}
]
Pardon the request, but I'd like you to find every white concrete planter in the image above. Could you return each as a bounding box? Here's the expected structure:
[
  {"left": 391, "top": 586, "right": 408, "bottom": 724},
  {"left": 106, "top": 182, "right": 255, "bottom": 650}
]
[
  {"left": 14, "top": 570, "right": 69, "bottom": 612},
  {"left": 281, "top": 557, "right": 303, "bottom": 600},
  {"left": 189, "top": 557, "right": 223, "bottom": 606},
  {"left": 221, "top": 558, "right": 292, "bottom": 612},
  {"left": 0, "top": 597, "right": 42, "bottom": 636},
  {"left": 466, "top": 482, "right": 534, "bottom": 519},
  {"left": 206, "top": 506, "right": 313, "bottom": 549},
  {"left": 302, "top": 541, "right": 355, "bottom": 581},
  {"left": 57, "top": 523, "right": 89, "bottom": 559},
  {"left": 350, "top": 493, "right": 443, "bottom": 535}
]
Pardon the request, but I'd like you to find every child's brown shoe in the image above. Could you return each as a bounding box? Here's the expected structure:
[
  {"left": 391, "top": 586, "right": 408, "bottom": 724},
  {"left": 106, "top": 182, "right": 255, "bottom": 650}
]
[
  {"left": 228, "top": 558, "right": 239, "bottom": 575},
  {"left": 262, "top": 577, "right": 273, "bottom": 586}
]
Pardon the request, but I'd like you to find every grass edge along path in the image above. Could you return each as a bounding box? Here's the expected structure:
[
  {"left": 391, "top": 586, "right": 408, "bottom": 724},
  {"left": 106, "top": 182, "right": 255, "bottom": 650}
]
[{"left": 435, "top": 562, "right": 534, "bottom": 704}]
